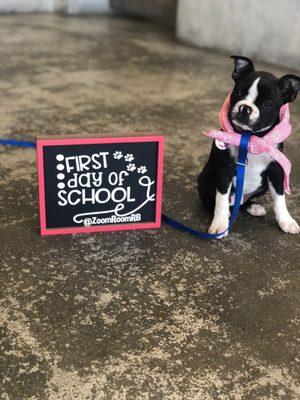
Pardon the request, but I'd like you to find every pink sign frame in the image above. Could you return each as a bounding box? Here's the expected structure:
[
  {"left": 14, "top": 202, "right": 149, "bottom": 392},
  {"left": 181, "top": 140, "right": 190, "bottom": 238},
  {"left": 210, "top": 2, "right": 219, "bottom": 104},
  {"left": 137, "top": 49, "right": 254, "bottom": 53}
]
[{"left": 37, "top": 135, "right": 164, "bottom": 236}]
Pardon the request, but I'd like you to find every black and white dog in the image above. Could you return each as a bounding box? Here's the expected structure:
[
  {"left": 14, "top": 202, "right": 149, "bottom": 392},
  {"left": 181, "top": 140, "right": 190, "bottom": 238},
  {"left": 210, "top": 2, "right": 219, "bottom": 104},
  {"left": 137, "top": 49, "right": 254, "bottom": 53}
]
[{"left": 198, "top": 56, "right": 300, "bottom": 237}]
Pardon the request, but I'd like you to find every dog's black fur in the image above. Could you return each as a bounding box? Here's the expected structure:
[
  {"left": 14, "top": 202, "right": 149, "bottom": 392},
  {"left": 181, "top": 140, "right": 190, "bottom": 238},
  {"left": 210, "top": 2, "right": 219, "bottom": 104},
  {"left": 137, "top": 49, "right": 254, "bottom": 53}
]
[{"left": 198, "top": 56, "right": 300, "bottom": 235}]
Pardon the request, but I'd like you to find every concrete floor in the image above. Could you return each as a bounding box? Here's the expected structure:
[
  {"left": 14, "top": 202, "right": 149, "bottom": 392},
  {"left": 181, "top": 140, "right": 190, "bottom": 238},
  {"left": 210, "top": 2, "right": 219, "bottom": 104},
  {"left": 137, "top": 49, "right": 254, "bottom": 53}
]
[{"left": 0, "top": 14, "right": 299, "bottom": 400}]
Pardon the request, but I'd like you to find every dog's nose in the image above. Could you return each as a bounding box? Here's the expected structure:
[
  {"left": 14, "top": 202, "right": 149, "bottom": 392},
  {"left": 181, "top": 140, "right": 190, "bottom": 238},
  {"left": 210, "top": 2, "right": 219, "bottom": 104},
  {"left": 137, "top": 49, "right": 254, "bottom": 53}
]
[{"left": 238, "top": 104, "right": 253, "bottom": 116}]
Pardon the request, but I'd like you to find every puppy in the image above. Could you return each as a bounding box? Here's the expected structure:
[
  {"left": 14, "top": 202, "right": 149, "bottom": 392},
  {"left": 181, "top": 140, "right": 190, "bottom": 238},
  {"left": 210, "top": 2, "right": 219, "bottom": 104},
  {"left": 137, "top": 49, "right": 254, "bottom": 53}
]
[{"left": 198, "top": 56, "right": 300, "bottom": 237}]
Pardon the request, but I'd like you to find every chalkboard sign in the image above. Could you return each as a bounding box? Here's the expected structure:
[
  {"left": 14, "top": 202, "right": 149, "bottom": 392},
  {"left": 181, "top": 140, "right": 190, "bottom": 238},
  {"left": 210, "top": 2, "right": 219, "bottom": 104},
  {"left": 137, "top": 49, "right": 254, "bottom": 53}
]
[{"left": 37, "top": 135, "right": 164, "bottom": 235}]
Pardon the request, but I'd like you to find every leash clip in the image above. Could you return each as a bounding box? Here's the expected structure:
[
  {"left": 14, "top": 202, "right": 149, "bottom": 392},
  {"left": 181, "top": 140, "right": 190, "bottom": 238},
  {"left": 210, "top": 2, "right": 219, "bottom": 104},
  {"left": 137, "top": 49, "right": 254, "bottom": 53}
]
[{"left": 237, "top": 158, "right": 248, "bottom": 167}]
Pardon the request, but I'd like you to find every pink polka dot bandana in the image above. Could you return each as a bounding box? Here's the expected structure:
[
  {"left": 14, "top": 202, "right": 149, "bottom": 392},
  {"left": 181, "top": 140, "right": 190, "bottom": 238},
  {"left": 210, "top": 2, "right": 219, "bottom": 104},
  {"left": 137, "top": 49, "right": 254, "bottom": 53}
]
[{"left": 203, "top": 93, "right": 292, "bottom": 194}]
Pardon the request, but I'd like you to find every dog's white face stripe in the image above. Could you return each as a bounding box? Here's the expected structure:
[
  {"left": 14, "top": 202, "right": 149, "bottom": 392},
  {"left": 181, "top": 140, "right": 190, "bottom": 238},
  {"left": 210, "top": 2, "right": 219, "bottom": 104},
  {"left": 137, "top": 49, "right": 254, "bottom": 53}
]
[
  {"left": 245, "top": 77, "right": 260, "bottom": 103},
  {"left": 232, "top": 77, "right": 261, "bottom": 129}
]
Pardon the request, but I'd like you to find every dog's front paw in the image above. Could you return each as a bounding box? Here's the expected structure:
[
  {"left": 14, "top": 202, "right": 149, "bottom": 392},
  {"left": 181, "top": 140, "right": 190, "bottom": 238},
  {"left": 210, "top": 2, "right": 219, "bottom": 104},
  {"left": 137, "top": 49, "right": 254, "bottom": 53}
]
[
  {"left": 278, "top": 218, "right": 300, "bottom": 234},
  {"left": 247, "top": 204, "right": 267, "bottom": 217},
  {"left": 208, "top": 217, "right": 229, "bottom": 239}
]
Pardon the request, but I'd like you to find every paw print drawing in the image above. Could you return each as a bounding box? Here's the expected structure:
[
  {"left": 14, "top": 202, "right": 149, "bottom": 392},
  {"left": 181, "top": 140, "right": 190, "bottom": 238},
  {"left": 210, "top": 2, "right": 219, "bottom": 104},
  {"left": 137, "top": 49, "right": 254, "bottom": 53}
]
[
  {"left": 127, "top": 163, "right": 136, "bottom": 172},
  {"left": 137, "top": 166, "right": 147, "bottom": 174},
  {"left": 124, "top": 154, "right": 134, "bottom": 162},
  {"left": 113, "top": 151, "right": 123, "bottom": 160}
]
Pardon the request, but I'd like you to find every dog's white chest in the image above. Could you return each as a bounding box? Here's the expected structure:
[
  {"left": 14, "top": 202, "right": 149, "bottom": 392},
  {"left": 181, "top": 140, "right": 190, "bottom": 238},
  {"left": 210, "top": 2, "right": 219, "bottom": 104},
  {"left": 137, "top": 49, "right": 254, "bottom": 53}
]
[{"left": 232, "top": 147, "right": 271, "bottom": 198}]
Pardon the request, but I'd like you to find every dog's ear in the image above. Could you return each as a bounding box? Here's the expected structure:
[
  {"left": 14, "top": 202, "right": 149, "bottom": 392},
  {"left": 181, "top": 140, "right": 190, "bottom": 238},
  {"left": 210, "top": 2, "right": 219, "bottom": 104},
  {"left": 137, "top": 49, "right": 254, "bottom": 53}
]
[
  {"left": 230, "top": 55, "right": 255, "bottom": 81},
  {"left": 278, "top": 74, "right": 300, "bottom": 103}
]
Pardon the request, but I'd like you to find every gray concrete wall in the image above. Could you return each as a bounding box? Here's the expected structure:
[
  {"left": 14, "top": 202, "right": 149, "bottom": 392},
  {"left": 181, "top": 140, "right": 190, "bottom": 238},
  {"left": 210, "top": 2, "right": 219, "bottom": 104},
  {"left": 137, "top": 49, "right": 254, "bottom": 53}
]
[
  {"left": 111, "top": 0, "right": 178, "bottom": 28},
  {"left": 0, "top": 0, "right": 110, "bottom": 13},
  {"left": 0, "top": 0, "right": 55, "bottom": 12},
  {"left": 177, "top": 0, "right": 300, "bottom": 71},
  {"left": 68, "top": 0, "right": 110, "bottom": 14}
]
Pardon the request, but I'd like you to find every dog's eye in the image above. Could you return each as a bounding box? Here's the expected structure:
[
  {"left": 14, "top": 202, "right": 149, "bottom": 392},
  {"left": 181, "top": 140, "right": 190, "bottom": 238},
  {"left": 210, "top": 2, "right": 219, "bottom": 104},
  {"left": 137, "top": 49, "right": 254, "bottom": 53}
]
[
  {"left": 264, "top": 100, "right": 273, "bottom": 107},
  {"left": 236, "top": 89, "right": 242, "bottom": 96}
]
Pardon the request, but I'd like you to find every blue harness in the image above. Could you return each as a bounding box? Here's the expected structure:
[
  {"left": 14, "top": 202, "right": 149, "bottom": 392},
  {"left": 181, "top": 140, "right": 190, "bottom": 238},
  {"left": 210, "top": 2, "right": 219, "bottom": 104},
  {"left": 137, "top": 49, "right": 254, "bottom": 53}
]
[{"left": 0, "top": 133, "right": 250, "bottom": 239}]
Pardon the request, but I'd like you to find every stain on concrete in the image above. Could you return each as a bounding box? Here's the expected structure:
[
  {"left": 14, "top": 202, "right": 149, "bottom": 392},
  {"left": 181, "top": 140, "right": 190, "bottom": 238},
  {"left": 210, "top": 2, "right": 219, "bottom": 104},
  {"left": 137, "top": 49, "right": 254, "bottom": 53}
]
[{"left": 0, "top": 14, "right": 299, "bottom": 400}]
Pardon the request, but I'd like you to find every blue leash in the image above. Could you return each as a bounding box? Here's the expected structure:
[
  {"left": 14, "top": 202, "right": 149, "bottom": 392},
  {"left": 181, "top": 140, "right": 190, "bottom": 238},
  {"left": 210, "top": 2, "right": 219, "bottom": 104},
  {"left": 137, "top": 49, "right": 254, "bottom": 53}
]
[
  {"left": 0, "top": 139, "right": 36, "bottom": 148},
  {"left": 0, "top": 133, "right": 251, "bottom": 239},
  {"left": 162, "top": 132, "right": 250, "bottom": 238}
]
